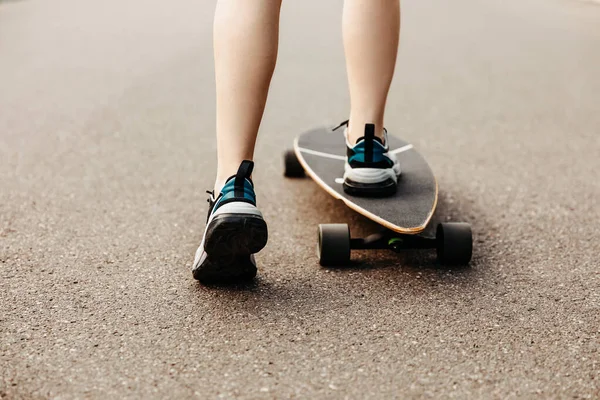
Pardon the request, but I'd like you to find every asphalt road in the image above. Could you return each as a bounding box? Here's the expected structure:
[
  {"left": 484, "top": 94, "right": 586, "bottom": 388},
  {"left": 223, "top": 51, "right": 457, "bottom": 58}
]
[{"left": 1, "top": 0, "right": 599, "bottom": 398}]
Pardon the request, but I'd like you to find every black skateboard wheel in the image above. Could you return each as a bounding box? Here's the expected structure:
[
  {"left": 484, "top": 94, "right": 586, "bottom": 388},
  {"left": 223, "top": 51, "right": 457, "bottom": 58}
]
[
  {"left": 318, "top": 224, "right": 351, "bottom": 266},
  {"left": 436, "top": 222, "right": 473, "bottom": 265},
  {"left": 283, "top": 149, "right": 305, "bottom": 178}
]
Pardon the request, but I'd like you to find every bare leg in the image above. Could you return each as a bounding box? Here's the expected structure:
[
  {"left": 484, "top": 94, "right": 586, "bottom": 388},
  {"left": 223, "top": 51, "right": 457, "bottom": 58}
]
[
  {"left": 343, "top": 0, "right": 400, "bottom": 143},
  {"left": 213, "top": 0, "right": 282, "bottom": 192}
]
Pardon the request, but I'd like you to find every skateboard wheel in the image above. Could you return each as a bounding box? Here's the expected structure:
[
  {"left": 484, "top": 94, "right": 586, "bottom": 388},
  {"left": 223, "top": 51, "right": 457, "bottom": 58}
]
[
  {"left": 318, "top": 224, "right": 351, "bottom": 266},
  {"left": 436, "top": 222, "right": 473, "bottom": 265},
  {"left": 284, "top": 149, "right": 305, "bottom": 178}
]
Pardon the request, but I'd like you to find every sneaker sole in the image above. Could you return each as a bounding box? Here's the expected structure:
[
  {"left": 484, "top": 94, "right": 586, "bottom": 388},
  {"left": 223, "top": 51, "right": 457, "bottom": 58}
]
[
  {"left": 343, "top": 178, "right": 397, "bottom": 197},
  {"left": 204, "top": 214, "right": 268, "bottom": 258},
  {"left": 193, "top": 214, "right": 268, "bottom": 283}
]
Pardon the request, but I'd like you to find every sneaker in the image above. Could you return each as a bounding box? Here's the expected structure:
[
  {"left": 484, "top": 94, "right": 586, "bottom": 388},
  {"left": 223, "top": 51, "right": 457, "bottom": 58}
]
[
  {"left": 192, "top": 160, "right": 268, "bottom": 283},
  {"left": 343, "top": 123, "right": 401, "bottom": 196}
]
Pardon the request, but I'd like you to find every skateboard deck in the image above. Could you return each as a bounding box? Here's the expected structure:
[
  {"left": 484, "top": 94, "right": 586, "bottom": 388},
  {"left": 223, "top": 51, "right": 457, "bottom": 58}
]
[{"left": 294, "top": 126, "right": 438, "bottom": 234}]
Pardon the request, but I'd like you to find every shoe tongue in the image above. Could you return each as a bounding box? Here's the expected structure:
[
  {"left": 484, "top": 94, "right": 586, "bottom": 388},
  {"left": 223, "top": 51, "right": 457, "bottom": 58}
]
[{"left": 355, "top": 136, "right": 384, "bottom": 145}]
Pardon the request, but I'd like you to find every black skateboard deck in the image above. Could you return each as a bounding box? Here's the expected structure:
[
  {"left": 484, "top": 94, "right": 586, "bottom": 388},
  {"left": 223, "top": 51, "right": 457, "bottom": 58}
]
[{"left": 293, "top": 125, "right": 437, "bottom": 234}]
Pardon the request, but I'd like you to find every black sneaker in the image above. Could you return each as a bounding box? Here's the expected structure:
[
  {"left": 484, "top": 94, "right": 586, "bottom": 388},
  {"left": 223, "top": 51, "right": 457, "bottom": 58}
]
[{"left": 192, "top": 160, "right": 268, "bottom": 284}]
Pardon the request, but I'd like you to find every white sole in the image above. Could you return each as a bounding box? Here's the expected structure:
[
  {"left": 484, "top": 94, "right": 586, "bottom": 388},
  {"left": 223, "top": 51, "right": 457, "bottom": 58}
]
[{"left": 343, "top": 162, "right": 401, "bottom": 184}]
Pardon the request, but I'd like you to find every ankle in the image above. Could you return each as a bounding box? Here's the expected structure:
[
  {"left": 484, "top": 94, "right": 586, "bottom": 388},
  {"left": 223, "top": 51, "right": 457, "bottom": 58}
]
[
  {"left": 213, "top": 179, "right": 226, "bottom": 195},
  {"left": 214, "top": 166, "right": 240, "bottom": 194}
]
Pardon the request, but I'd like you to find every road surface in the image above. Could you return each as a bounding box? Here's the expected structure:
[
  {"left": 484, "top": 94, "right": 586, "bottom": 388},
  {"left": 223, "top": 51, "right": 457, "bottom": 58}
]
[{"left": 1, "top": 0, "right": 599, "bottom": 398}]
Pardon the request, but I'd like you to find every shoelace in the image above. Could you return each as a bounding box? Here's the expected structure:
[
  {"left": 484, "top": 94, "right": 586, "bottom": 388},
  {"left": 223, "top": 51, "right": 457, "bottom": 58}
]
[
  {"left": 206, "top": 190, "right": 215, "bottom": 205},
  {"left": 333, "top": 119, "right": 349, "bottom": 131}
]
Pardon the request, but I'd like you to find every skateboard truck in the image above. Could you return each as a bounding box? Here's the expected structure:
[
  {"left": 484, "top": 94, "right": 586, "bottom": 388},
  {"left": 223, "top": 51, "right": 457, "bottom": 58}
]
[{"left": 318, "top": 223, "right": 472, "bottom": 267}]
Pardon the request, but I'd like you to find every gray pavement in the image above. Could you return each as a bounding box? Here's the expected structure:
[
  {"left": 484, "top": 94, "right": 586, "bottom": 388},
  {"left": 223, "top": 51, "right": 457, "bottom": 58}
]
[{"left": 1, "top": 0, "right": 599, "bottom": 398}]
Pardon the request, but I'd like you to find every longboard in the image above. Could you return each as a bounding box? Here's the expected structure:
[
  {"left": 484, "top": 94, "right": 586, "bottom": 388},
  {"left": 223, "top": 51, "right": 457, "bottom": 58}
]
[
  {"left": 284, "top": 125, "right": 472, "bottom": 266},
  {"left": 293, "top": 125, "right": 438, "bottom": 234}
]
